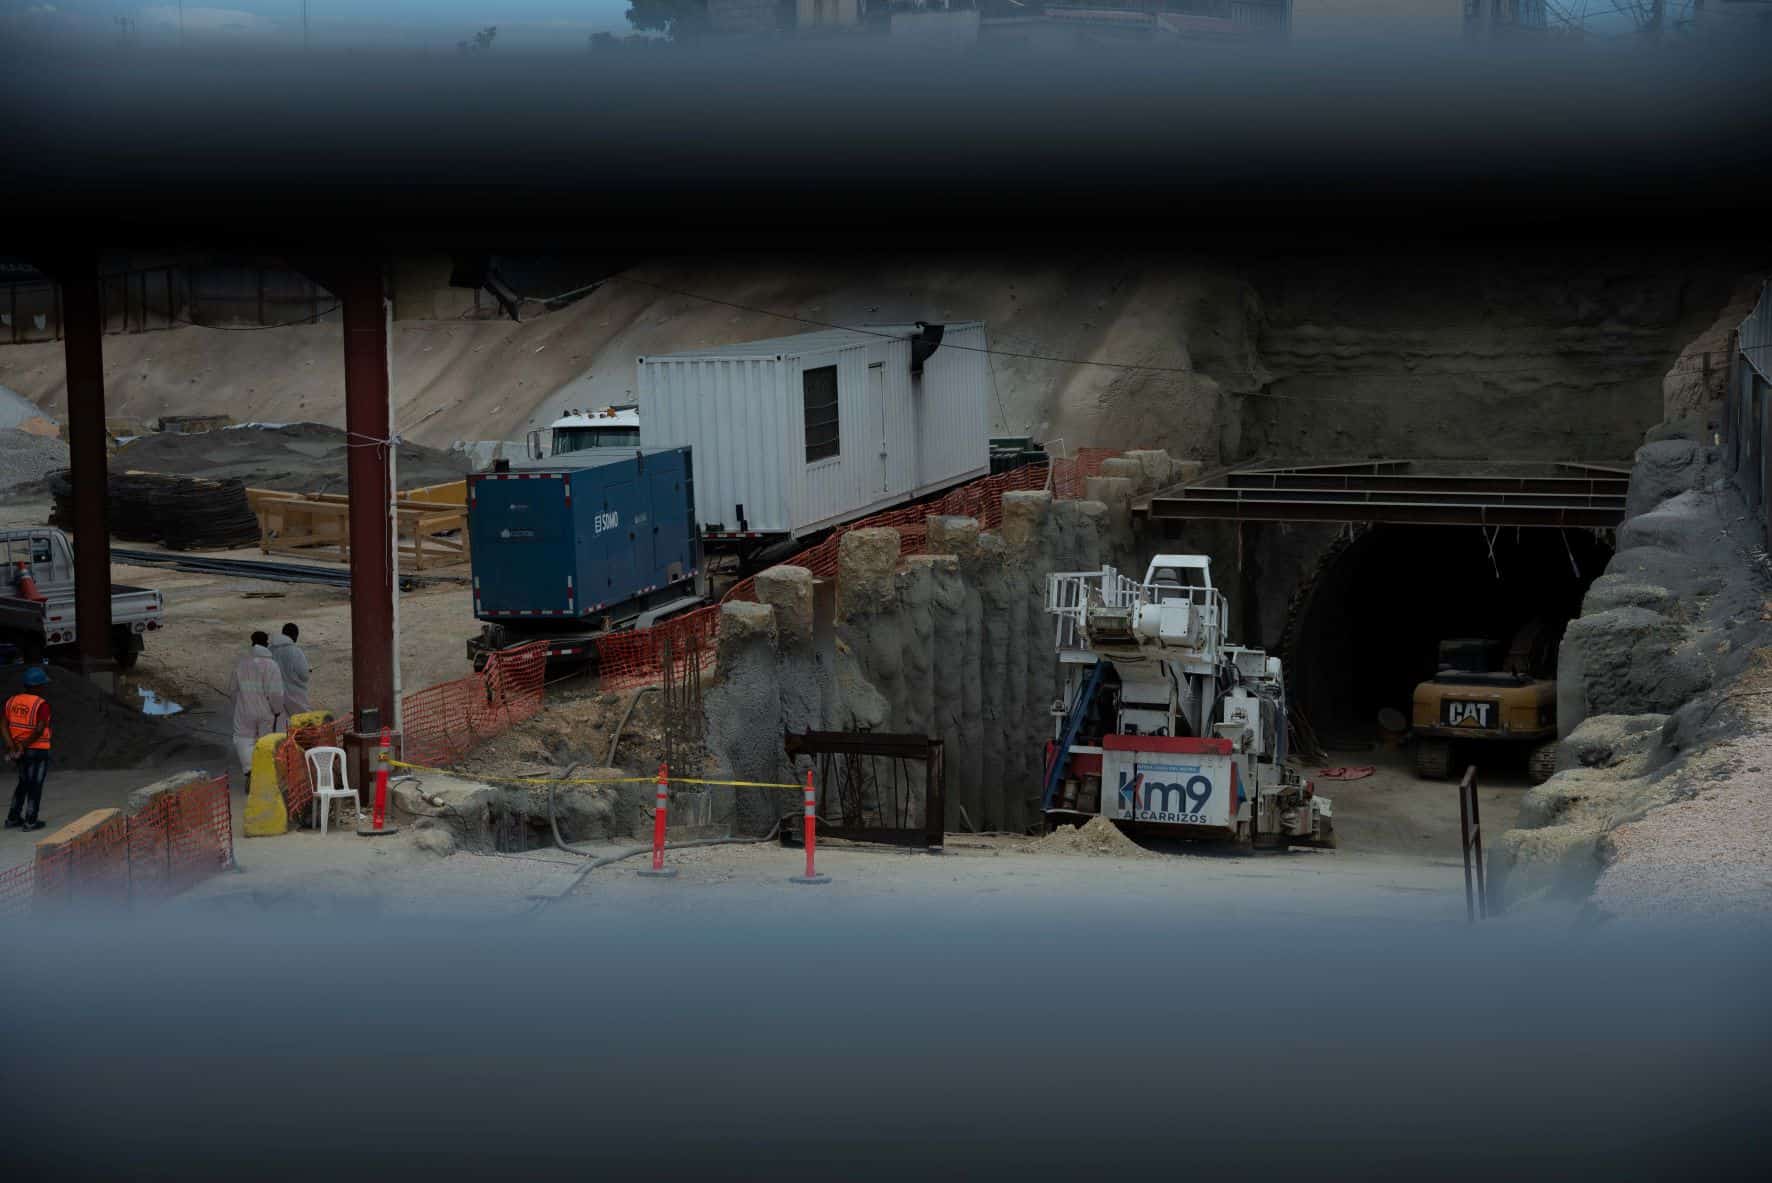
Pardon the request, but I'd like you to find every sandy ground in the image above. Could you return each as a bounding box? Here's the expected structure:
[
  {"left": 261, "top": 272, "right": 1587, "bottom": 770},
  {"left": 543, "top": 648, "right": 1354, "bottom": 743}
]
[
  {"left": 107, "top": 553, "right": 474, "bottom": 727},
  {"left": 3, "top": 489, "right": 477, "bottom": 731},
  {"left": 176, "top": 800, "right": 1485, "bottom": 927},
  {"left": 148, "top": 737, "right": 1533, "bottom": 925}
]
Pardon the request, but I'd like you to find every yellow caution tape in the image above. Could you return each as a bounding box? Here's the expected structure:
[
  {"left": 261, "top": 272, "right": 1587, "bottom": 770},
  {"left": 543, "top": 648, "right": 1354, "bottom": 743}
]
[
  {"left": 387, "top": 759, "right": 802, "bottom": 791},
  {"left": 667, "top": 777, "right": 803, "bottom": 790}
]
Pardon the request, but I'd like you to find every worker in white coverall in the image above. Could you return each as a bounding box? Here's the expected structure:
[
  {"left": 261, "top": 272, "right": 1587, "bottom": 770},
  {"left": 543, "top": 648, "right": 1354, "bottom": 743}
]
[
  {"left": 269, "top": 622, "right": 312, "bottom": 714},
  {"left": 227, "top": 630, "right": 285, "bottom": 789}
]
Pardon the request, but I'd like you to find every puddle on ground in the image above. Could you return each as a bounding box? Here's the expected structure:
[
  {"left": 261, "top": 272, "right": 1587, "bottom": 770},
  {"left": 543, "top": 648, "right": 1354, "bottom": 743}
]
[{"left": 137, "top": 686, "right": 185, "bottom": 716}]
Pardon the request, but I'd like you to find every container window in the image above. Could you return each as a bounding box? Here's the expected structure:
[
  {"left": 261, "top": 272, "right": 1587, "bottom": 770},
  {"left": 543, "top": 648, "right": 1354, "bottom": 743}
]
[{"left": 803, "top": 365, "right": 840, "bottom": 463}]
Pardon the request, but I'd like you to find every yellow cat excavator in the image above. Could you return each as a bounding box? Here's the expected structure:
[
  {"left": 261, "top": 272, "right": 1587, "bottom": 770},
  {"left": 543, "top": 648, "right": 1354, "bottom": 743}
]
[{"left": 1410, "top": 628, "right": 1559, "bottom": 784}]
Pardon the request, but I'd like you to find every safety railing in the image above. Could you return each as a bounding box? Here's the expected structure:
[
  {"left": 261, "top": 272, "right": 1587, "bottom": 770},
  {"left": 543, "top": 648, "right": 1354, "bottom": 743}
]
[
  {"left": 1458, "top": 765, "right": 1487, "bottom": 923},
  {"left": 1046, "top": 566, "right": 1226, "bottom": 658}
]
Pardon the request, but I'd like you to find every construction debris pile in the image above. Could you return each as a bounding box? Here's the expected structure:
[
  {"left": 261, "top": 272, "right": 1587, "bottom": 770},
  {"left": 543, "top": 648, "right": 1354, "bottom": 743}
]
[
  {"left": 48, "top": 470, "right": 260, "bottom": 550},
  {"left": 0, "top": 429, "right": 68, "bottom": 495},
  {"left": 112, "top": 422, "right": 468, "bottom": 492}
]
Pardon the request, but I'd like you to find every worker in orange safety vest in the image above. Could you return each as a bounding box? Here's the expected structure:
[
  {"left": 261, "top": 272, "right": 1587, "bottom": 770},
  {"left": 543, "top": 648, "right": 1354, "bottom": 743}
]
[{"left": 5, "top": 666, "right": 53, "bottom": 833}]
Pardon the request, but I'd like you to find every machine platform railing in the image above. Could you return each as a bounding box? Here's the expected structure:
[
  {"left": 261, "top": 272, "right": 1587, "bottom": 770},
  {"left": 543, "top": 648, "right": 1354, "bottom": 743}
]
[{"left": 1046, "top": 567, "right": 1226, "bottom": 658}]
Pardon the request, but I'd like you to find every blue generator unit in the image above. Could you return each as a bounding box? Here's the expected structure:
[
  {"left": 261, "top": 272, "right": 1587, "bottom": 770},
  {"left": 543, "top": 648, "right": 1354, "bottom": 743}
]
[{"left": 467, "top": 447, "right": 702, "bottom": 662}]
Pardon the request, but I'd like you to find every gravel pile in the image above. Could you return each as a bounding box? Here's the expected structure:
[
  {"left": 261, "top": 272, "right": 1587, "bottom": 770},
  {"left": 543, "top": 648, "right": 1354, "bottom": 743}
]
[
  {"left": 0, "top": 429, "right": 70, "bottom": 494},
  {"left": 1593, "top": 658, "right": 1772, "bottom": 921},
  {"left": 113, "top": 422, "right": 469, "bottom": 492}
]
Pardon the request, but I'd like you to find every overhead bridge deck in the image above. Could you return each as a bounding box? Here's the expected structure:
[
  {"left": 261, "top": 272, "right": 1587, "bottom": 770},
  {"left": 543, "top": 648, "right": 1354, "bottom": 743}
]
[{"left": 1136, "top": 460, "right": 1629, "bottom": 529}]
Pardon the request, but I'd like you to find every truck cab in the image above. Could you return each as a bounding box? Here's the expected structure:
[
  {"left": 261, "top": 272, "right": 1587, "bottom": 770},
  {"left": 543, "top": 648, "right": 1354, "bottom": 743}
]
[{"left": 527, "top": 405, "right": 640, "bottom": 460}]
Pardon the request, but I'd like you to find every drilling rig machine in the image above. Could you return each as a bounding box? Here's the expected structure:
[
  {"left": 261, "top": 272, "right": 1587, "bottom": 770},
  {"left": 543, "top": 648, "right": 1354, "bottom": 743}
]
[{"left": 1043, "top": 555, "right": 1335, "bottom": 850}]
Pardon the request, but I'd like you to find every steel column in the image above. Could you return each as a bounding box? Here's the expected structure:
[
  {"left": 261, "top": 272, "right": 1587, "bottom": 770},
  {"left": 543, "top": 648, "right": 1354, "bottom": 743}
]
[
  {"left": 59, "top": 258, "right": 114, "bottom": 670},
  {"left": 337, "top": 263, "right": 396, "bottom": 732}
]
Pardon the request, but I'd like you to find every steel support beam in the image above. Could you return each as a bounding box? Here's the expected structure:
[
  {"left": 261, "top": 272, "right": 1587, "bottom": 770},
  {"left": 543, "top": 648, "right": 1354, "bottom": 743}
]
[
  {"left": 1145, "top": 496, "right": 1623, "bottom": 528},
  {"left": 58, "top": 257, "right": 114, "bottom": 671},
  {"left": 1185, "top": 487, "right": 1626, "bottom": 510},
  {"left": 1223, "top": 473, "right": 1628, "bottom": 496},
  {"left": 336, "top": 263, "right": 396, "bottom": 733}
]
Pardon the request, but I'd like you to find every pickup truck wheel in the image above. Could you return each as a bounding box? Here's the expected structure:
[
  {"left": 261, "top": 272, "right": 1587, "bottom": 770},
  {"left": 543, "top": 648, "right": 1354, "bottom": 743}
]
[{"left": 111, "top": 625, "right": 143, "bottom": 670}]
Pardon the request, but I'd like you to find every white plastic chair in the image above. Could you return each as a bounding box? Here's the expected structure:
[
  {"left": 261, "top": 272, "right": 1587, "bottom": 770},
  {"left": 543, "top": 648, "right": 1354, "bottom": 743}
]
[{"left": 303, "top": 746, "right": 361, "bottom": 834}]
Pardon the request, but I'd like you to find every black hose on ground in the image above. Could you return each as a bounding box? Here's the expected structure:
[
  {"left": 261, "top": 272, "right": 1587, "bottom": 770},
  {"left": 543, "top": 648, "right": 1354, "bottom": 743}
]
[
  {"left": 528, "top": 822, "right": 785, "bottom": 916},
  {"left": 606, "top": 685, "right": 658, "bottom": 768}
]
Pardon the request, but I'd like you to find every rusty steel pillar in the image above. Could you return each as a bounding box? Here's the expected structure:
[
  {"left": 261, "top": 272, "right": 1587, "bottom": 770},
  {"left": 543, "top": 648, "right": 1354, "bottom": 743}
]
[
  {"left": 58, "top": 258, "right": 114, "bottom": 671},
  {"left": 336, "top": 263, "right": 396, "bottom": 734}
]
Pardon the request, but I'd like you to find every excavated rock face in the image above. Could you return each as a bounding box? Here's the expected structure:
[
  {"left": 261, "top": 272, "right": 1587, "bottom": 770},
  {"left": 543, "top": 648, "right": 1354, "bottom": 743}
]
[
  {"left": 1244, "top": 252, "right": 1736, "bottom": 464},
  {"left": 1557, "top": 714, "right": 1669, "bottom": 774},
  {"left": 1559, "top": 607, "right": 1708, "bottom": 722},
  {"left": 1625, "top": 440, "right": 1706, "bottom": 519},
  {"left": 702, "top": 457, "right": 1157, "bottom": 836},
  {"left": 1500, "top": 420, "right": 1772, "bottom": 913}
]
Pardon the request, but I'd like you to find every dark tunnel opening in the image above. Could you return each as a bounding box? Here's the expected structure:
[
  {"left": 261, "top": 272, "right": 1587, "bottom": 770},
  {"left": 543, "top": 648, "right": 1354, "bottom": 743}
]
[{"left": 1287, "top": 525, "right": 1613, "bottom": 749}]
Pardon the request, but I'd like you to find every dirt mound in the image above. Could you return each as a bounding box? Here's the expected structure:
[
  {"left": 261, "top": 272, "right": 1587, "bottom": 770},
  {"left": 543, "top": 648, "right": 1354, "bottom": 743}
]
[
  {"left": 0, "top": 429, "right": 69, "bottom": 494},
  {"left": 457, "top": 685, "right": 705, "bottom": 782},
  {"left": 1037, "top": 816, "right": 1151, "bottom": 858},
  {"left": 5, "top": 665, "right": 229, "bottom": 771},
  {"left": 111, "top": 422, "right": 468, "bottom": 492}
]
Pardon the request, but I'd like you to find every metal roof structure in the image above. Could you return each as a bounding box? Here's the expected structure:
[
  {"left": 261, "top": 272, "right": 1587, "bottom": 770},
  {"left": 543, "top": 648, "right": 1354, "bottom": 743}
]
[{"left": 1137, "top": 460, "right": 1629, "bottom": 529}]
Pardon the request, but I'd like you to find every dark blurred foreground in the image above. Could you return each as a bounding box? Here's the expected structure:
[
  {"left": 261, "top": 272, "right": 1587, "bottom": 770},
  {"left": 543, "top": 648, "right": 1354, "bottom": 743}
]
[{"left": 2, "top": 895, "right": 1765, "bottom": 1180}]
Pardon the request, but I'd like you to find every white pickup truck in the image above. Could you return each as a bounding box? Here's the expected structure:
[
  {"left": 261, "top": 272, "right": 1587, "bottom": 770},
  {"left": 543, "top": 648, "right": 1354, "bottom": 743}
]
[{"left": 0, "top": 527, "right": 165, "bottom": 668}]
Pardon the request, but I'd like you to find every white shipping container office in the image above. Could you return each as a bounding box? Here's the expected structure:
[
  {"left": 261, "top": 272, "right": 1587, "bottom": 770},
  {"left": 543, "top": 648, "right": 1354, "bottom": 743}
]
[{"left": 636, "top": 322, "right": 990, "bottom": 544}]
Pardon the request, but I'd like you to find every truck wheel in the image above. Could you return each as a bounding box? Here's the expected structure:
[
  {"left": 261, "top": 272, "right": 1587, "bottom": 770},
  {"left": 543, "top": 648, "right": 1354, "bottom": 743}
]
[
  {"left": 111, "top": 625, "right": 142, "bottom": 671},
  {"left": 1528, "top": 742, "right": 1559, "bottom": 785},
  {"left": 1414, "top": 738, "right": 1453, "bottom": 780}
]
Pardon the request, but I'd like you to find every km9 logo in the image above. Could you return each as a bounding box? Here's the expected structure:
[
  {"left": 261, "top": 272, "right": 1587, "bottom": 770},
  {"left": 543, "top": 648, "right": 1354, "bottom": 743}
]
[{"left": 1118, "top": 770, "right": 1214, "bottom": 816}]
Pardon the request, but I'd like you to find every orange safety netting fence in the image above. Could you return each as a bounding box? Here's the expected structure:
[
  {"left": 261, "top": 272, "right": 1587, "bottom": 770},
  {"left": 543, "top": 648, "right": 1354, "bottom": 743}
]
[
  {"left": 399, "top": 639, "right": 549, "bottom": 769},
  {"left": 595, "top": 450, "right": 1119, "bottom": 691},
  {"left": 0, "top": 773, "right": 233, "bottom": 916},
  {"left": 274, "top": 716, "right": 349, "bottom": 825}
]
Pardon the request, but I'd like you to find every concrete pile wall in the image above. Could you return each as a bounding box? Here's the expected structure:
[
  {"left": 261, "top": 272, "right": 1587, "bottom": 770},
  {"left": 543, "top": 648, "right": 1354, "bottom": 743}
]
[
  {"left": 1492, "top": 421, "right": 1772, "bottom": 910},
  {"left": 702, "top": 456, "right": 1175, "bottom": 836}
]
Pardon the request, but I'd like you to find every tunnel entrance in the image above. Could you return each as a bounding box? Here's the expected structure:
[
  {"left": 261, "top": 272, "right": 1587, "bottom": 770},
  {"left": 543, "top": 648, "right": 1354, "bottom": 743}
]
[{"left": 1286, "top": 526, "right": 1613, "bottom": 748}]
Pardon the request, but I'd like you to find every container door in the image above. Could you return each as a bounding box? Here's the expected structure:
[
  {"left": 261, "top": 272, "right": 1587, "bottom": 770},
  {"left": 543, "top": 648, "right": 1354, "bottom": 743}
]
[
  {"left": 650, "top": 462, "right": 691, "bottom": 584},
  {"left": 468, "top": 474, "right": 573, "bottom": 617},
  {"left": 591, "top": 477, "right": 639, "bottom": 609},
  {"left": 871, "top": 362, "right": 888, "bottom": 494}
]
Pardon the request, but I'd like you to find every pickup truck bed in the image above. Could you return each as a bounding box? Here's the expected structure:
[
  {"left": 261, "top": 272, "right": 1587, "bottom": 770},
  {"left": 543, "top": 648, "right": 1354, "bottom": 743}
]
[{"left": 1, "top": 527, "right": 166, "bottom": 667}]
